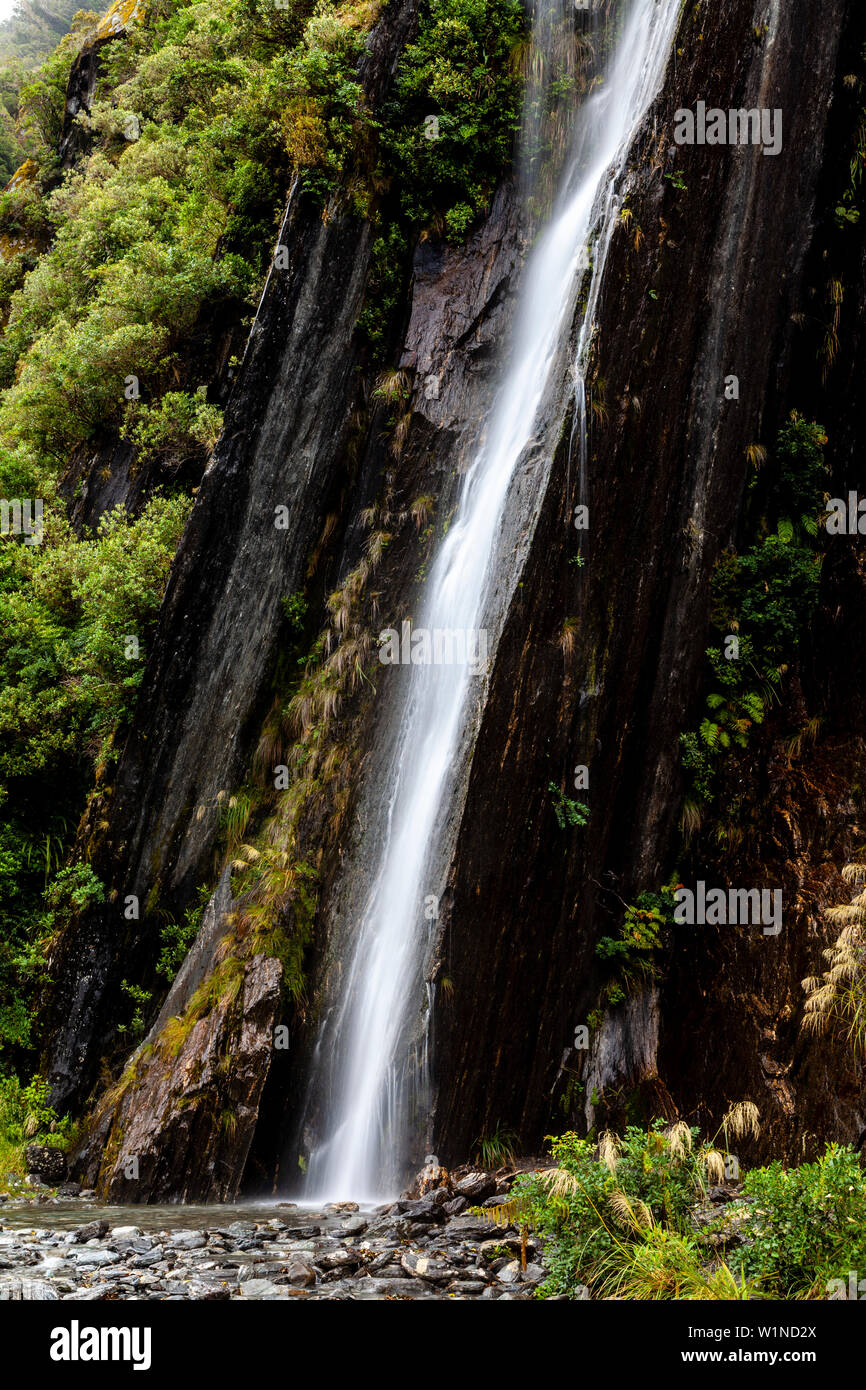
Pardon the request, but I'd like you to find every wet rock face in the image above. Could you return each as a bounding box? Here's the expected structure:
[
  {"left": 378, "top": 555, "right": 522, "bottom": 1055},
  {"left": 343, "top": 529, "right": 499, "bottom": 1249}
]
[
  {"left": 399, "top": 182, "right": 524, "bottom": 443},
  {"left": 57, "top": 2, "right": 148, "bottom": 167},
  {"left": 43, "top": 0, "right": 421, "bottom": 1114},
  {"left": 432, "top": 0, "right": 861, "bottom": 1161},
  {"left": 40, "top": 0, "right": 866, "bottom": 1194},
  {"left": 73, "top": 955, "right": 283, "bottom": 1204},
  {"left": 58, "top": 40, "right": 111, "bottom": 167},
  {"left": 44, "top": 183, "right": 375, "bottom": 1109},
  {"left": 283, "top": 180, "right": 525, "bottom": 1164}
]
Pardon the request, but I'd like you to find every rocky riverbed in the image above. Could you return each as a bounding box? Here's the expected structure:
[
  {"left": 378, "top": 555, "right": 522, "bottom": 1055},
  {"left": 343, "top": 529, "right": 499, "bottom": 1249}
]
[{"left": 0, "top": 1170, "right": 548, "bottom": 1301}]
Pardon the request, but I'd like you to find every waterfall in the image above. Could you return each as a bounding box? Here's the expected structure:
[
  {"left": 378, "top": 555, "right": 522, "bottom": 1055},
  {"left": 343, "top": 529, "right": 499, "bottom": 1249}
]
[{"left": 304, "top": 0, "right": 680, "bottom": 1203}]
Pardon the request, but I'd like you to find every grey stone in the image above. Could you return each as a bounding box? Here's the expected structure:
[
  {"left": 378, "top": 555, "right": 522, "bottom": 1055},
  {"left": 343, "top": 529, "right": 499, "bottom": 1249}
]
[
  {"left": 72, "top": 1220, "right": 109, "bottom": 1243},
  {"left": 171, "top": 1230, "right": 208, "bottom": 1249},
  {"left": 0, "top": 1278, "right": 59, "bottom": 1300},
  {"left": 23, "top": 1147, "right": 68, "bottom": 1184},
  {"left": 454, "top": 1171, "right": 497, "bottom": 1202}
]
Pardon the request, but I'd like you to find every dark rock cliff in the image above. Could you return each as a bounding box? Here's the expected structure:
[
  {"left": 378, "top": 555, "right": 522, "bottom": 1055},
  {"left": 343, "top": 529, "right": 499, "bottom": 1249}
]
[
  {"left": 43, "top": 0, "right": 866, "bottom": 1197},
  {"left": 431, "top": 0, "right": 866, "bottom": 1166},
  {"left": 44, "top": 0, "right": 420, "bottom": 1122}
]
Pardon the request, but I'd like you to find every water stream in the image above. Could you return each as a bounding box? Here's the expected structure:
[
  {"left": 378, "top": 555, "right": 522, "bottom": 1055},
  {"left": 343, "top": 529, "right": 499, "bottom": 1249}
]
[{"left": 305, "top": 0, "right": 681, "bottom": 1203}]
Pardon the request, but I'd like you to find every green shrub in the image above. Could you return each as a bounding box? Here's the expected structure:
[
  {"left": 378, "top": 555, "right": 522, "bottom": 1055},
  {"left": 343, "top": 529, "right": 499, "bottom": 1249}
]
[
  {"left": 509, "top": 1123, "right": 706, "bottom": 1298},
  {"left": 156, "top": 900, "right": 205, "bottom": 982},
  {"left": 381, "top": 0, "right": 525, "bottom": 237},
  {"left": 595, "top": 886, "right": 676, "bottom": 1001},
  {"left": 0, "top": 1074, "right": 77, "bottom": 1189},
  {"left": 45, "top": 863, "right": 105, "bottom": 913},
  {"left": 122, "top": 390, "right": 223, "bottom": 466},
  {"left": 0, "top": 493, "right": 192, "bottom": 785},
  {"left": 731, "top": 1145, "right": 866, "bottom": 1294}
]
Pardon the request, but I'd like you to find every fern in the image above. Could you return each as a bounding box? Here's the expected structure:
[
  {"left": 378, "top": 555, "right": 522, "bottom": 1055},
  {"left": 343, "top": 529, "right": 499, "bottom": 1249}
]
[
  {"left": 469, "top": 1193, "right": 535, "bottom": 1230},
  {"left": 548, "top": 783, "right": 589, "bottom": 830}
]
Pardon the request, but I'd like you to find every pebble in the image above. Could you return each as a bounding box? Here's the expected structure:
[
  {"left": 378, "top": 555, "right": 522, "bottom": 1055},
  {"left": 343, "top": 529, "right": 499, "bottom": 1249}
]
[{"left": 0, "top": 1195, "right": 547, "bottom": 1300}]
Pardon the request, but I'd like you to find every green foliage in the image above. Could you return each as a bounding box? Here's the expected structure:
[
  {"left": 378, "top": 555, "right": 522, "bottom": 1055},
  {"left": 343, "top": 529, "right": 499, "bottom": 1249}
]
[
  {"left": 17, "top": 21, "right": 90, "bottom": 150},
  {"left": 117, "top": 979, "right": 153, "bottom": 1039},
  {"left": 0, "top": 493, "right": 187, "bottom": 1063},
  {"left": 280, "top": 590, "right": 308, "bottom": 634},
  {"left": 156, "top": 900, "right": 204, "bottom": 982},
  {"left": 595, "top": 886, "right": 676, "bottom": 1002},
  {"left": 122, "top": 390, "right": 223, "bottom": 467},
  {"left": 510, "top": 1123, "right": 706, "bottom": 1298},
  {"left": 548, "top": 781, "right": 588, "bottom": 830},
  {"left": 0, "top": 493, "right": 191, "bottom": 786},
  {"left": 475, "top": 1122, "right": 518, "bottom": 1168},
  {"left": 0, "top": 851, "right": 104, "bottom": 1054},
  {"left": 45, "top": 862, "right": 105, "bottom": 912},
  {"left": 355, "top": 221, "right": 408, "bottom": 352},
  {"left": 0, "top": 1072, "right": 76, "bottom": 1189},
  {"left": 355, "top": 0, "right": 526, "bottom": 354},
  {"left": 381, "top": 0, "right": 524, "bottom": 236},
  {"left": 594, "top": 1224, "right": 762, "bottom": 1301},
  {"left": 509, "top": 1125, "right": 865, "bottom": 1300},
  {"left": 728, "top": 1146, "right": 866, "bottom": 1294},
  {"left": 276, "top": 2, "right": 367, "bottom": 204}
]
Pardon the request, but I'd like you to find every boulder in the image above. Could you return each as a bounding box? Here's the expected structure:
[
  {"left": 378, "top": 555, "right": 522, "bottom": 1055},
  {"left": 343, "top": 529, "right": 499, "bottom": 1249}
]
[
  {"left": 454, "top": 1171, "right": 496, "bottom": 1202},
  {"left": 73, "top": 953, "right": 283, "bottom": 1204},
  {"left": 279, "top": 1257, "right": 316, "bottom": 1287},
  {"left": 72, "top": 1220, "right": 109, "bottom": 1243},
  {"left": 400, "top": 1252, "right": 454, "bottom": 1284},
  {"left": 23, "top": 1147, "right": 67, "bottom": 1185},
  {"left": 171, "top": 1231, "right": 208, "bottom": 1250},
  {"left": 444, "top": 1214, "right": 494, "bottom": 1240}
]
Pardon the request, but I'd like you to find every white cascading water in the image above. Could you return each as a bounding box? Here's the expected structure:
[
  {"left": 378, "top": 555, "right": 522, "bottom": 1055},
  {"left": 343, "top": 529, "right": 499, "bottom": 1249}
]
[{"left": 305, "top": 0, "right": 680, "bottom": 1203}]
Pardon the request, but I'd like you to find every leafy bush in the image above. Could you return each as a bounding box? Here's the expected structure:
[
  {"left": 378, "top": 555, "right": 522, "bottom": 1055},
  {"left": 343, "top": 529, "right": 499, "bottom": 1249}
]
[
  {"left": 0, "top": 493, "right": 192, "bottom": 785},
  {"left": 122, "top": 390, "right": 223, "bottom": 466},
  {"left": 45, "top": 863, "right": 105, "bottom": 913},
  {"left": 496, "top": 1120, "right": 858, "bottom": 1300},
  {"left": 509, "top": 1123, "right": 708, "bottom": 1297},
  {"left": 0, "top": 493, "right": 188, "bottom": 1061},
  {"left": 381, "top": 0, "right": 525, "bottom": 235},
  {"left": 156, "top": 900, "right": 205, "bottom": 982},
  {"left": 117, "top": 979, "right": 154, "bottom": 1039},
  {"left": 0, "top": 1074, "right": 76, "bottom": 1189},
  {"left": 730, "top": 1146, "right": 866, "bottom": 1294}
]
